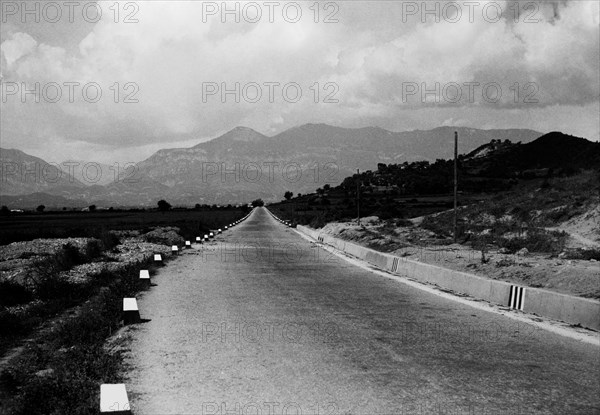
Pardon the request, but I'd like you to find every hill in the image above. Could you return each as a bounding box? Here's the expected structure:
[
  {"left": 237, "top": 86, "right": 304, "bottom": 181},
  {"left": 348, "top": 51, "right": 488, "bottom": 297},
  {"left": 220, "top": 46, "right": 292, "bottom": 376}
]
[{"left": 1, "top": 125, "right": 543, "bottom": 207}]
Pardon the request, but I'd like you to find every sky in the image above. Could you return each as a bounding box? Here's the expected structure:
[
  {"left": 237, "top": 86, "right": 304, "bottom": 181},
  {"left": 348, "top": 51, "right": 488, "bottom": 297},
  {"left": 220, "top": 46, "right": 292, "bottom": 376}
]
[{"left": 1, "top": 0, "right": 599, "bottom": 164}]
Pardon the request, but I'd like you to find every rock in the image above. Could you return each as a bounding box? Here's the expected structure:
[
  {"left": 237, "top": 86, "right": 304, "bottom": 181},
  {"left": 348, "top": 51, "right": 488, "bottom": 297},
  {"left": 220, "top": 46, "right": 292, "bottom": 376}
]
[
  {"left": 516, "top": 248, "right": 529, "bottom": 256},
  {"left": 558, "top": 252, "right": 567, "bottom": 259},
  {"left": 498, "top": 247, "right": 510, "bottom": 254},
  {"left": 35, "top": 368, "right": 54, "bottom": 377}
]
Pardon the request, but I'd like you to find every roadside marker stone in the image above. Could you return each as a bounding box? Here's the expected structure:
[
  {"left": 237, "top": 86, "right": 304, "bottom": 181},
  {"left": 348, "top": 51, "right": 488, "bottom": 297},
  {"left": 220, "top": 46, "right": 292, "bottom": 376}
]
[
  {"left": 123, "top": 298, "right": 141, "bottom": 324},
  {"left": 196, "top": 236, "right": 202, "bottom": 242},
  {"left": 185, "top": 241, "right": 191, "bottom": 248},
  {"left": 153, "top": 254, "right": 162, "bottom": 262},
  {"left": 171, "top": 245, "right": 179, "bottom": 255},
  {"left": 139, "top": 269, "right": 150, "bottom": 288},
  {"left": 139, "top": 269, "right": 150, "bottom": 282},
  {"left": 100, "top": 384, "right": 131, "bottom": 414}
]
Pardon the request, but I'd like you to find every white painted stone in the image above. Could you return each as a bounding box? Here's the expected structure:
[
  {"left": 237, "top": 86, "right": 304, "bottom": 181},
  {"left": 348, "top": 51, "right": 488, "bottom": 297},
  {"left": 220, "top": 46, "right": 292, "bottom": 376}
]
[
  {"left": 139, "top": 270, "right": 150, "bottom": 280},
  {"left": 100, "top": 384, "right": 130, "bottom": 413},
  {"left": 123, "top": 298, "right": 138, "bottom": 311}
]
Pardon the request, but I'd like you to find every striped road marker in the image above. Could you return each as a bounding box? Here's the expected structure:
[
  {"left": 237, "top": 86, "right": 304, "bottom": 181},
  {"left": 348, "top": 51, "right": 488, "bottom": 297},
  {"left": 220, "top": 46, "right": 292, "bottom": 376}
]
[{"left": 509, "top": 285, "right": 525, "bottom": 311}]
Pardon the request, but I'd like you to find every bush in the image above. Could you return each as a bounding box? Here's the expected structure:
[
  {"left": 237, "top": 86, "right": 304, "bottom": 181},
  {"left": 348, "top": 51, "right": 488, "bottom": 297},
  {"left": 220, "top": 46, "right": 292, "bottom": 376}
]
[
  {"left": 56, "top": 243, "right": 84, "bottom": 269},
  {"left": 98, "top": 229, "right": 120, "bottom": 251},
  {"left": 30, "top": 271, "right": 86, "bottom": 302},
  {"left": 0, "top": 280, "right": 33, "bottom": 307},
  {"left": 395, "top": 218, "right": 413, "bottom": 227},
  {"left": 497, "top": 229, "right": 567, "bottom": 254},
  {"left": 563, "top": 248, "right": 600, "bottom": 261},
  {"left": 83, "top": 239, "right": 103, "bottom": 259}
]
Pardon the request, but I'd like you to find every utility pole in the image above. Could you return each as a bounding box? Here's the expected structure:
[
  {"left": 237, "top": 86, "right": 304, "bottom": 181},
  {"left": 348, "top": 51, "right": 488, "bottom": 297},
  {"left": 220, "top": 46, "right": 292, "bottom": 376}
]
[
  {"left": 453, "top": 131, "right": 458, "bottom": 243},
  {"left": 356, "top": 168, "right": 360, "bottom": 226}
]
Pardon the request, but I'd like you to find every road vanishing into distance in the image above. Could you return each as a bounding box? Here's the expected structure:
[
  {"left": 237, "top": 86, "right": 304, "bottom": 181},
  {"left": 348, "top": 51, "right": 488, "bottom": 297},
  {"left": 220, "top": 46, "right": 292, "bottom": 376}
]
[{"left": 125, "top": 207, "right": 599, "bottom": 415}]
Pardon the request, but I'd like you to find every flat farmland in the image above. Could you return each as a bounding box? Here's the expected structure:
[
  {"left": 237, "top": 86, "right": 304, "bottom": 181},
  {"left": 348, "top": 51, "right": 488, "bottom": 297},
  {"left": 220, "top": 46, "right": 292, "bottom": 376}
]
[{"left": 0, "top": 208, "right": 249, "bottom": 245}]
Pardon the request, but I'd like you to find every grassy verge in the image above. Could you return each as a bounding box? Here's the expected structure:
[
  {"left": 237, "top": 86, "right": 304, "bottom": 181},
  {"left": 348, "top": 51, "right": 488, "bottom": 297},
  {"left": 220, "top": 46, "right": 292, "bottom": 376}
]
[
  {"left": 0, "top": 257, "right": 160, "bottom": 415},
  {"left": 0, "top": 238, "right": 119, "bottom": 355}
]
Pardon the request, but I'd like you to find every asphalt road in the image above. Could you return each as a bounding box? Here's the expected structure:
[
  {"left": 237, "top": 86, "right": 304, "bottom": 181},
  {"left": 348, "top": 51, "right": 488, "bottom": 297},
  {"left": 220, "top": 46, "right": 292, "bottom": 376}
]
[{"left": 124, "top": 207, "right": 600, "bottom": 415}]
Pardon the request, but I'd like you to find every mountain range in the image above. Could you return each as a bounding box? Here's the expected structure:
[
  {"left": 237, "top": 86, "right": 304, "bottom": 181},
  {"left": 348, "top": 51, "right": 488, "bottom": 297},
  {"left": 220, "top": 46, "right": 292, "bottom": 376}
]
[{"left": 0, "top": 124, "right": 545, "bottom": 208}]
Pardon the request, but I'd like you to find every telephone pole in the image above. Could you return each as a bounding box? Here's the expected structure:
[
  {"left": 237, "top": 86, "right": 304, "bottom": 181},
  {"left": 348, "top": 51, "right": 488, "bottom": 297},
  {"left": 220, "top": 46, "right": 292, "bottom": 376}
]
[
  {"left": 453, "top": 131, "right": 458, "bottom": 243},
  {"left": 356, "top": 168, "right": 360, "bottom": 226}
]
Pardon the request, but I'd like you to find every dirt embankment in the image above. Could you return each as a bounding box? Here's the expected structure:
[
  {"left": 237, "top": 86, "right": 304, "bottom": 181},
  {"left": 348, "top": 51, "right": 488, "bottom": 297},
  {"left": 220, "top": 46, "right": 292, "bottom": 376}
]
[{"left": 318, "top": 213, "right": 600, "bottom": 299}]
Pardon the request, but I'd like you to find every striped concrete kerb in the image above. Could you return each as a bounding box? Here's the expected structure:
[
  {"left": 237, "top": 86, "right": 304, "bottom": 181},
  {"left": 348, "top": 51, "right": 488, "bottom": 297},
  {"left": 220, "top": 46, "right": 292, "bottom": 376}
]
[{"left": 295, "top": 224, "right": 600, "bottom": 332}]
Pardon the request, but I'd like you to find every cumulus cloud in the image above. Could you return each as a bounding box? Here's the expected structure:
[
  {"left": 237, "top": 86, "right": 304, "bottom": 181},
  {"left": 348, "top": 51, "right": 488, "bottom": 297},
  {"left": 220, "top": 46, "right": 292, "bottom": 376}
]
[{"left": 0, "top": 0, "right": 598, "bottom": 162}]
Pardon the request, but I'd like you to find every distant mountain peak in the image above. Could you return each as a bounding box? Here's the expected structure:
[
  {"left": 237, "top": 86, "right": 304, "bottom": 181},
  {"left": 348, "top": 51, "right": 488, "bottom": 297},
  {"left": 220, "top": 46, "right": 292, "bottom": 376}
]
[
  {"left": 192, "top": 126, "right": 266, "bottom": 147},
  {"left": 225, "top": 126, "right": 265, "bottom": 141}
]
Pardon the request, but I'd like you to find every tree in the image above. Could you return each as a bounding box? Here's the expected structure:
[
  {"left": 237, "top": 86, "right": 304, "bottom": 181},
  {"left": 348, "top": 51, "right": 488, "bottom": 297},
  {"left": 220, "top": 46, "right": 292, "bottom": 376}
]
[
  {"left": 323, "top": 184, "right": 331, "bottom": 192},
  {"left": 88, "top": 205, "right": 97, "bottom": 212},
  {"left": 251, "top": 199, "right": 264, "bottom": 207},
  {"left": 195, "top": 203, "right": 201, "bottom": 210},
  {"left": 0, "top": 206, "right": 9, "bottom": 216},
  {"left": 284, "top": 191, "right": 293, "bottom": 200},
  {"left": 157, "top": 200, "right": 172, "bottom": 212},
  {"left": 36, "top": 205, "right": 45, "bottom": 212}
]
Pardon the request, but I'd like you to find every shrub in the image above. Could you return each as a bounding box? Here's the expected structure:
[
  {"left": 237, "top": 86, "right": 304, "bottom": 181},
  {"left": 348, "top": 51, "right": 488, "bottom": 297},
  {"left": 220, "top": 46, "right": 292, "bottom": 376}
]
[
  {"left": 83, "top": 239, "right": 103, "bottom": 259},
  {"left": 0, "top": 280, "right": 33, "bottom": 307},
  {"left": 395, "top": 218, "right": 413, "bottom": 227},
  {"left": 563, "top": 248, "right": 600, "bottom": 261},
  {"left": 98, "top": 229, "right": 120, "bottom": 251},
  {"left": 497, "top": 229, "right": 567, "bottom": 254}
]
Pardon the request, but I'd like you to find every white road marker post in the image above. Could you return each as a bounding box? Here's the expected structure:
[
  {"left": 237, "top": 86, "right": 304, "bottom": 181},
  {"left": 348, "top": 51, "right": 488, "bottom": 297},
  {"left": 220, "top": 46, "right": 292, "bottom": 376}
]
[
  {"left": 139, "top": 269, "right": 150, "bottom": 288},
  {"left": 100, "top": 384, "right": 131, "bottom": 414},
  {"left": 123, "top": 298, "right": 141, "bottom": 325}
]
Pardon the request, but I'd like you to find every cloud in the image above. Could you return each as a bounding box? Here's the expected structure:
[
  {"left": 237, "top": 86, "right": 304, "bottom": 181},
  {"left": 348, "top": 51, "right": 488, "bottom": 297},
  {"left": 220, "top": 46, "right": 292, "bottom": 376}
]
[
  {"left": 0, "top": 0, "right": 598, "bottom": 163},
  {"left": 1, "top": 32, "right": 37, "bottom": 67}
]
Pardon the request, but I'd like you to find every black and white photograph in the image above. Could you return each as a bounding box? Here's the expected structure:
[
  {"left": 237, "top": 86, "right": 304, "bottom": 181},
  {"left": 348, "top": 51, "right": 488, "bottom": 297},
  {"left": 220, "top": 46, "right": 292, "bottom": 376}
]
[{"left": 0, "top": 1, "right": 599, "bottom": 413}]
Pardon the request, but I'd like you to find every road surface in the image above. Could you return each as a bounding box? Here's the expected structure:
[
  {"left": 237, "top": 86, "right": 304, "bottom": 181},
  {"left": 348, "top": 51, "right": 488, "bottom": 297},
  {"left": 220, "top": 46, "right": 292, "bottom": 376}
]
[{"left": 124, "top": 207, "right": 600, "bottom": 414}]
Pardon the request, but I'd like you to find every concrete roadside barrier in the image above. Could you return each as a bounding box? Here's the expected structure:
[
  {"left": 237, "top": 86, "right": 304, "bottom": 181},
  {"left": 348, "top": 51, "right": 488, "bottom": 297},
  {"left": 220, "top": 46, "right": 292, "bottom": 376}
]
[
  {"left": 171, "top": 245, "right": 179, "bottom": 255},
  {"left": 204, "top": 234, "right": 209, "bottom": 241},
  {"left": 153, "top": 254, "right": 162, "bottom": 263},
  {"left": 296, "top": 225, "right": 600, "bottom": 331},
  {"left": 196, "top": 236, "right": 202, "bottom": 243},
  {"left": 100, "top": 384, "right": 131, "bottom": 414},
  {"left": 185, "top": 241, "right": 191, "bottom": 249},
  {"left": 524, "top": 289, "right": 600, "bottom": 332},
  {"left": 209, "top": 232, "right": 214, "bottom": 238},
  {"left": 218, "top": 229, "right": 222, "bottom": 234},
  {"left": 139, "top": 269, "right": 150, "bottom": 287},
  {"left": 123, "top": 298, "right": 141, "bottom": 325}
]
